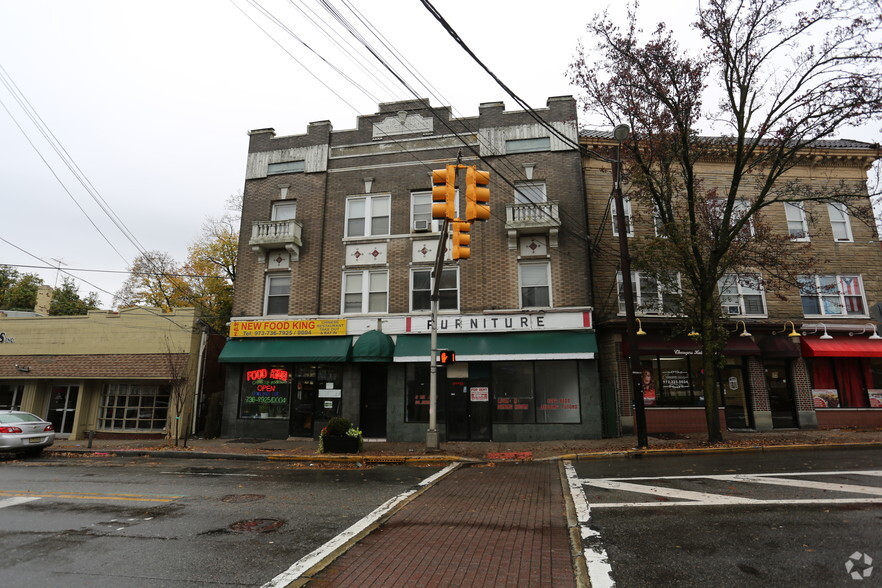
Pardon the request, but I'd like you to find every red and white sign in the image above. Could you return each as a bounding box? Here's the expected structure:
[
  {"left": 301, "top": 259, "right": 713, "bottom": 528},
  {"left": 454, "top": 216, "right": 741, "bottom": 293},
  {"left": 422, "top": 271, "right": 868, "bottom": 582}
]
[{"left": 470, "top": 387, "right": 489, "bottom": 402}]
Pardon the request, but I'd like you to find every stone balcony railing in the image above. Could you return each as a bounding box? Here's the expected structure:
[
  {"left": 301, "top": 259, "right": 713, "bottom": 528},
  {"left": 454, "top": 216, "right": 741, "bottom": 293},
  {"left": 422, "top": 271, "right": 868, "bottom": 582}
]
[
  {"left": 249, "top": 219, "right": 303, "bottom": 261},
  {"left": 504, "top": 201, "right": 561, "bottom": 249}
]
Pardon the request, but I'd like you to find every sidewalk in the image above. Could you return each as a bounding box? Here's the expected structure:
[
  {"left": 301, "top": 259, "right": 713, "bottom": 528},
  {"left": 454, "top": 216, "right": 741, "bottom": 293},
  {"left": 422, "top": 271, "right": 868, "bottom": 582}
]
[
  {"left": 46, "top": 427, "right": 882, "bottom": 462},
  {"left": 306, "top": 462, "right": 576, "bottom": 588}
]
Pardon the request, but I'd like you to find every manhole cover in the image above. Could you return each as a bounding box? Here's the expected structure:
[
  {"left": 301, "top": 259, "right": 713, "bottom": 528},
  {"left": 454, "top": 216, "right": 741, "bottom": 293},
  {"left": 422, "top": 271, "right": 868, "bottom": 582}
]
[
  {"left": 229, "top": 518, "right": 284, "bottom": 533},
  {"left": 220, "top": 494, "right": 265, "bottom": 503}
]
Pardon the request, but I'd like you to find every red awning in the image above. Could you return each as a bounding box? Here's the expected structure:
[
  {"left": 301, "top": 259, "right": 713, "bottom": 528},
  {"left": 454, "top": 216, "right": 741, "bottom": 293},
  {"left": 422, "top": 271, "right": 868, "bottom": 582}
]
[
  {"left": 800, "top": 337, "right": 882, "bottom": 358},
  {"left": 622, "top": 335, "right": 760, "bottom": 356}
]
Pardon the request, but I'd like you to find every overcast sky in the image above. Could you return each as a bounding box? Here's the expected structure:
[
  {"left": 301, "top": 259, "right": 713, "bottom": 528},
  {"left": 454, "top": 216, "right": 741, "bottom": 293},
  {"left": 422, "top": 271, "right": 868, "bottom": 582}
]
[{"left": 0, "top": 1, "right": 878, "bottom": 308}]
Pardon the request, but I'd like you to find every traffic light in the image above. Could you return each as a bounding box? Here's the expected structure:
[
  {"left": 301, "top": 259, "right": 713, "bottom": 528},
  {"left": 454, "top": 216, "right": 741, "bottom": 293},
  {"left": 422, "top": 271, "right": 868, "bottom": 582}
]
[
  {"left": 465, "top": 166, "right": 490, "bottom": 222},
  {"left": 451, "top": 220, "right": 471, "bottom": 260},
  {"left": 432, "top": 165, "right": 455, "bottom": 220},
  {"left": 439, "top": 349, "right": 456, "bottom": 365}
]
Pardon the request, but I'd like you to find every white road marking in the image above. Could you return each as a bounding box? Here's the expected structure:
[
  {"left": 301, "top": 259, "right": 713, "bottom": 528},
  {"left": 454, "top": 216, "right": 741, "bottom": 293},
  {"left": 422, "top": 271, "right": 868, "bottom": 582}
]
[
  {"left": 718, "top": 474, "right": 882, "bottom": 496},
  {"left": 260, "top": 463, "right": 459, "bottom": 588},
  {"left": 0, "top": 496, "right": 40, "bottom": 509},
  {"left": 583, "top": 479, "right": 760, "bottom": 504},
  {"left": 564, "top": 461, "right": 615, "bottom": 588},
  {"left": 591, "top": 498, "right": 882, "bottom": 508},
  {"left": 580, "top": 469, "right": 882, "bottom": 508}
]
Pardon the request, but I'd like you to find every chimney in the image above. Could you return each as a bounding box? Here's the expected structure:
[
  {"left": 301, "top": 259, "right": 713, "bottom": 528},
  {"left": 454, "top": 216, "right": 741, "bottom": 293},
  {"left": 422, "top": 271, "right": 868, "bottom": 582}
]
[{"left": 35, "top": 285, "right": 53, "bottom": 315}]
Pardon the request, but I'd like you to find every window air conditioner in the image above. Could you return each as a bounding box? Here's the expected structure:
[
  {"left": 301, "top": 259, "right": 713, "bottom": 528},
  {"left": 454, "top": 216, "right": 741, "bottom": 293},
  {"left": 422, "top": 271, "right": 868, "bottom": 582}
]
[
  {"left": 413, "top": 219, "right": 430, "bottom": 232},
  {"left": 723, "top": 305, "right": 742, "bottom": 315}
]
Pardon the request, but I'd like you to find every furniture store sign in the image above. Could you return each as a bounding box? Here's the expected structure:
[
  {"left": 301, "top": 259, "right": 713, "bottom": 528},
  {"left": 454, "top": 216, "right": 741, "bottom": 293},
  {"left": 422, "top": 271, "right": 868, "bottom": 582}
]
[
  {"left": 230, "top": 319, "right": 347, "bottom": 338},
  {"left": 404, "top": 311, "right": 592, "bottom": 334}
]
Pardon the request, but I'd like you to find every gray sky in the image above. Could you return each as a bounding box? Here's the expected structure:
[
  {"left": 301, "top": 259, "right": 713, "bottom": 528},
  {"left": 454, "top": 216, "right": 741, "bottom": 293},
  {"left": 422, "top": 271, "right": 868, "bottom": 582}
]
[{"left": 0, "top": 1, "right": 877, "bottom": 307}]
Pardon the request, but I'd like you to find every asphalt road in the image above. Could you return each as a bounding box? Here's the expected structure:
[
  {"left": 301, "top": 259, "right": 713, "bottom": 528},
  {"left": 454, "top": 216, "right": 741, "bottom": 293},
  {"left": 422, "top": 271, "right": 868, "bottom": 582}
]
[
  {"left": 0, "top": 455, "right": 442, "bottom": 587},
  {"left": 568, "top": 448, "right": 882, "bottom": 587}
]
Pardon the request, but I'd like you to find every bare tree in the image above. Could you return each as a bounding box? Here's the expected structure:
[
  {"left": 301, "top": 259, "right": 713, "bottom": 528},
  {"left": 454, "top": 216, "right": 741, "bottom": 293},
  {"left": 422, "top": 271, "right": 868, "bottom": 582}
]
[
  {"left": 570, "top": 0, "right": 881, "bottom": 442},
  {"left": 163, "top": 337, "right": 192, "bottom": 448}
]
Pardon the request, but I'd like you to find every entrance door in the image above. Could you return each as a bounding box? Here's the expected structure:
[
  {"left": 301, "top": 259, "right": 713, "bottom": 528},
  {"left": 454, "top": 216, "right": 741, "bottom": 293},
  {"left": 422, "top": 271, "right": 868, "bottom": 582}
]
[
  {"left": 764, "top": 360, "right": 798, "bottom": 428},
  {"left": 721, "top": 365, "right": 753, "bottom": 429},
  {"left": 290, "top": 378, "right": 316, "bottom": 437},
  {"left": 445, "top": 380, "right": 491, "bottom": 441},
  {"left": 359, "top": 364, "right": 388, "bottom": 438},
  {"left": 48, "top": 385, "right": 79, "bottom": 435}
]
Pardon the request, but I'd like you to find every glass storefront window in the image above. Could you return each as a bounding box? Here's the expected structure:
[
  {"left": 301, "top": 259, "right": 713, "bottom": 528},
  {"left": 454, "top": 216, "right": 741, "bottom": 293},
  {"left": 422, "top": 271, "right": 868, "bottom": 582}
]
[
  {"left": 0, "top": 383, "right": 23, "bottom": 410},
  {"left": 99, "top": 384, "right": 169, "bottom": 431},
  {"left": 493, "top": 362, "right": 535, "bottom": 423},
  {"left": 239, "top": 365, "right": 292, "bottom": 419},
  {"left": 405, "top": 363, "right": 431, "bottom": 422},
  {"left": 535, "top": 361, "right": 581, "bottom": 424}
]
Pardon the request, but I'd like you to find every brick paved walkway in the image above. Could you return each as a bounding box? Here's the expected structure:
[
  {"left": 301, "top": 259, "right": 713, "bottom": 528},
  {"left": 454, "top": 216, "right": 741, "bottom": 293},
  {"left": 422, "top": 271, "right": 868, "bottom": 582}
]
[{"left": 308, "top": 462, "right": 576, "bottom": 587}]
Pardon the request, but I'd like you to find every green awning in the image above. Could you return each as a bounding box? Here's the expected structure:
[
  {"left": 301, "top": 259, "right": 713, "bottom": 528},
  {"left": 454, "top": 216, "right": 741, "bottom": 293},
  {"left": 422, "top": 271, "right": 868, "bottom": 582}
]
[
  {"left": 393, "top": 331, "right": 597, "bottom": 362},
  {"left": 219, "top": 337, "right": 352, "bottom": 363},
  {"left": 351, "top": 330, "right": 395, "bottom": 362}
]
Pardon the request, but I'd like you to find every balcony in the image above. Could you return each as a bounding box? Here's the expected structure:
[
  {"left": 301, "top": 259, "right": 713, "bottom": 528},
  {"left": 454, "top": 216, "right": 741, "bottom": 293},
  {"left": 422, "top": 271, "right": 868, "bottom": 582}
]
[
  {"left": 504, "top": 200, "right": 561, "bottom": 249},
  {"left": 250, "top": 219, "right": 303, "bottom": 261}
]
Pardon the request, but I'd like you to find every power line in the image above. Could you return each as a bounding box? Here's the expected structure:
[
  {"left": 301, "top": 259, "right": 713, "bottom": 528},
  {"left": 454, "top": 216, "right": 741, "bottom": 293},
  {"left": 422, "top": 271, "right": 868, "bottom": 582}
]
[{"left": 1, "top": 263, "right": 223, "bottom": 280}]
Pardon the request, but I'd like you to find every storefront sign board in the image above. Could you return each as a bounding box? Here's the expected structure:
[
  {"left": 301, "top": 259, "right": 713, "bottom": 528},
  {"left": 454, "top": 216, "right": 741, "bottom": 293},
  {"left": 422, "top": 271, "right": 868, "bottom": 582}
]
[{"left": 230, "top": 319, "right": 347, "bottom": 338}]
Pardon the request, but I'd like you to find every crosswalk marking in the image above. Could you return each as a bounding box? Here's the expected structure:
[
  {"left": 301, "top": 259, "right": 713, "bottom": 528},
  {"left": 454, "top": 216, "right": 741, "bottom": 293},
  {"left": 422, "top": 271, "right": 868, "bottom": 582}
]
[
  {"left": 579, "top": 469, "right": 882, "bottom": 508},
  {"left": 0, "top": 496, "right": 41, "bottom": 509}
]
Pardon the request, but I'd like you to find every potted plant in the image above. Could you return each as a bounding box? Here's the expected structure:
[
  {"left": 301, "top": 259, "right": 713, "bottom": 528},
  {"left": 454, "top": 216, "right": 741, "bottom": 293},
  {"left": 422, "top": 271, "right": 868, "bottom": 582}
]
[{"left": 318, "top": 417, "right": 363, "bottom": 454}]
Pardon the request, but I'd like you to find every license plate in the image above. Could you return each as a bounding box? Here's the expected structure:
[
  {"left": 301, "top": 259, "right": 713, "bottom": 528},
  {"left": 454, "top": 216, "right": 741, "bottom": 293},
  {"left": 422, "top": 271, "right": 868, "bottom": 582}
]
[{"left": 28, "top": 437, "right": 42, "bottom": 444}]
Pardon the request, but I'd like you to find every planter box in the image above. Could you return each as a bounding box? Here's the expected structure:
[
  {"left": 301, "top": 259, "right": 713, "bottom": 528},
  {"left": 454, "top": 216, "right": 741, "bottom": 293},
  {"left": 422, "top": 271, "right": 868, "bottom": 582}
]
[{"left": 322, "top": 435, "right": 361, "bottom": 454}]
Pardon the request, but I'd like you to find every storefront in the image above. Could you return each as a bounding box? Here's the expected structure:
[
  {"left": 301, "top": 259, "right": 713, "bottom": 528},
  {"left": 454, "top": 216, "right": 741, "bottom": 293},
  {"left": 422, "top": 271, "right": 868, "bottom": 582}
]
[
  {"left": 219, "top": 310, "right": 604, "bottom": 442},
  {"left": 800, "top": 336, "right": 882, "bottom": 428}
]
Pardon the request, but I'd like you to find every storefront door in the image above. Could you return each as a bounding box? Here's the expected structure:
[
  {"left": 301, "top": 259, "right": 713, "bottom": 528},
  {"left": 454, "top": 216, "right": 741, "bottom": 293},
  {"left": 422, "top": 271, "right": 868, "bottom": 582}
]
[
  {"left": 359, "top": 364, "right": 387, "bottom": 438},
  {"left": 764, "top": 360, "right": 797, "bottom": 428},
  {"left": 290, "top": 378, "right": 316, "bottom": 437},
  {"left": 445, "top": 379, "right": 491, "bottom": 441},
  {"left": 48, "top": 385, "right": 78, "bottom": 435},
  {"left": 721, "top": 364, "right": 753, "bottom": 429}
]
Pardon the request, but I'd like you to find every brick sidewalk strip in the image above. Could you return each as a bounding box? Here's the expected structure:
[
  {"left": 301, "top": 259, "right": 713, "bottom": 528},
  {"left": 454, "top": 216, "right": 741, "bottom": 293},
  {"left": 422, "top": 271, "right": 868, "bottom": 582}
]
[{"left": 307, "top": 462, "right": 576, "bottom": 587}]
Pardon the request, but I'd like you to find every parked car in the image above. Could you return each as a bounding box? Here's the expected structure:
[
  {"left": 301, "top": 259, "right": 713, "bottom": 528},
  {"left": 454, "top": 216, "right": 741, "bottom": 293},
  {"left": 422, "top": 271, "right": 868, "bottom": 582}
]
[{"left": 0, "top": 411, "right": 55, "bottom": 457}]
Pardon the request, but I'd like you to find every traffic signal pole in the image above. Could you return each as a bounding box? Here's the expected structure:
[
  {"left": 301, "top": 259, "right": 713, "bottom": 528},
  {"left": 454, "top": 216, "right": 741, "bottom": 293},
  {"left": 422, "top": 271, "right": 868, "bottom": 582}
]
[{"left": 426, "top": 215, "right": 449, "bottom": 451}]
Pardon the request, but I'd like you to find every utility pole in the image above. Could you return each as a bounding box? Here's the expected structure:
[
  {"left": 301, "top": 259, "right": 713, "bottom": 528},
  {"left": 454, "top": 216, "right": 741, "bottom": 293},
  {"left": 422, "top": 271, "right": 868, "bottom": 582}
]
[{"left": 611, "top": 124, "right": 648, "bottom": 449}]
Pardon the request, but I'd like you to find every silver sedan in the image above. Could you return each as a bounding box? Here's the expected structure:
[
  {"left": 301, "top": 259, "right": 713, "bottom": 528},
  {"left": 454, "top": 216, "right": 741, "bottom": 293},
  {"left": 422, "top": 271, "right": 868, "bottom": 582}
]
[{"left": 0, "top": 411, "right": 55, "bottom": 457}]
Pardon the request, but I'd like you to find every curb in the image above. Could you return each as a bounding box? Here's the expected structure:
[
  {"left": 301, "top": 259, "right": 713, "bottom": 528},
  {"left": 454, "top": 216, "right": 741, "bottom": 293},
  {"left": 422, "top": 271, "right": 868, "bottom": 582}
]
[{"left": 45, "top": 448, "right": 471, "bottom": 464}]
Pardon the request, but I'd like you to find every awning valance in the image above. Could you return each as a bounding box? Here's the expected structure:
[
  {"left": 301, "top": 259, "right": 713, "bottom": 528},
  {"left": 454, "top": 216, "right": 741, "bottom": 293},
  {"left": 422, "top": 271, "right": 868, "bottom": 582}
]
[
  {"left": 219, "top": 337, "right": 352, "bottom": 363},
  {"left": 393, "top": 331, "right": 597, "bottom": 362},
  {"left": 622, "top": 335, "right": 760, "bottom": 356},
  {"left": 351, "top": 330, "right": 395, "bottom": 362},
  {"left": 800, "top": 337, "right": 882, "bottom": 358}
]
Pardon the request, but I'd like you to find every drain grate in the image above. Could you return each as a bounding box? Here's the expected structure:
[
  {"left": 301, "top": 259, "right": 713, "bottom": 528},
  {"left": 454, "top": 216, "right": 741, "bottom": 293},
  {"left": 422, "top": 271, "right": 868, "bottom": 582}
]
[
  {"left": 229, "top": 518, "right": 284, "bottom": 533},
  {"left": 220, "top": 494, "right": 265, "bottom": 503}
]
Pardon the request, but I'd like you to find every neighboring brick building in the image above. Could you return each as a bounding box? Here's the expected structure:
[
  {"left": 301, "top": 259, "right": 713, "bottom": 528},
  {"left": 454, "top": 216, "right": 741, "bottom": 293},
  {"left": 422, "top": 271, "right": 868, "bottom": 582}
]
[
  {"left": 0, "top": 306, "right": 211, "bottom": 441},
  {"left": 582, "top": 134, "right": 882, "bottom": 435},
  {"left": 220, "top": 97, "right": 603, "bottom": 442}
]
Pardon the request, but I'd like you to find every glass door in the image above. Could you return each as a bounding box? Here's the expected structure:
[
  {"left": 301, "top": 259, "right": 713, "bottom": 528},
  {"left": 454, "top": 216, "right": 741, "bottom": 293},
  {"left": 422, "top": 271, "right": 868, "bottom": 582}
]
[
  {"left": 721, "top": 364, "right": 753, "bottom": 429},
  {"left": 48, "top": 385, "right": 79, "bottom": 435},
  {"left": 764, "top": 360, "right": 798, "bottom": 428}
]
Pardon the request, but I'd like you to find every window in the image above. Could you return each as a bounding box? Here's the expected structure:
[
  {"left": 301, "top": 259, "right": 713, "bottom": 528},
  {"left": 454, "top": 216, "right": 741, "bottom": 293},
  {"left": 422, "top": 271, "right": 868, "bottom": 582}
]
[
  {"left": 346, "top": 195, "right": 390, "bottom": 237},
  {"left": 617, "top": 271, "right": 680, "bottom": 315},
  {"left": 652, "top": 205, "right": 667, "bottom": 237},
  {"left": 0, "top": 384, "right": 23, "bottom": 410},
  {"left": 343, "top": 270, "right": 388, "bottom": 314},
  {"left": 827, "top": 202, "right": 853, "bottom": 242},
  {"left": 271, "top": 201, "right": 297, "bottom": 221},
  {"left": 718, "top": 273, "right": 766, "bottom": 316},
  {"left": 411, "top": 267, "right": 458, "bottom": 311},
  {"left": 514, "top": 182, "right": 547, "bottom": 204},
  {"left": 411, "top": 191, "right": 442, "bottom": 232},
  {"left": 267, "top": 160, "right": 305, "bottom": 175},
  {"left": 265, "top": 275, "right": 290, "bottom": 315},
  {"left": 505, "top": 137, "right": 551, "bottom": 153},
  {"left": 405, "top": 363, "right": 445, "bottom": 422},
  {"left": 493, "top": 361, "right": 581, "bottom": 424},
  {"left": 783, "top": 202, "right": 809, "bottom": 241},
  {"left": 798, "top": 274, "right": 866, "bottom": 316},
  {"left": 99, "top": 384, "right": 169, "bottom": 431},
  {"left": 710, "top": 198, "right": 754, "bottom": 237},
  {"left": 611, "top": 197, "right": 633, "bottom": 237},
  {"left": 519, "top": 262, "right": 551, "bottom": 308},
  {"left": 239, "top": 365, "right": 291, "bottom": 420}
]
